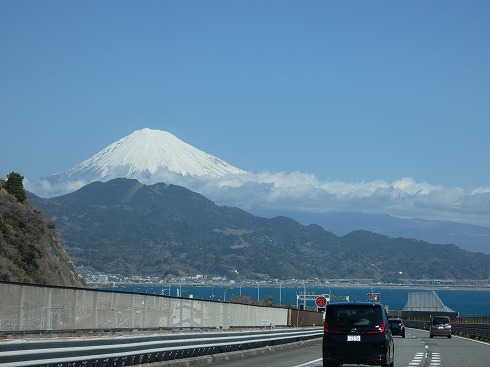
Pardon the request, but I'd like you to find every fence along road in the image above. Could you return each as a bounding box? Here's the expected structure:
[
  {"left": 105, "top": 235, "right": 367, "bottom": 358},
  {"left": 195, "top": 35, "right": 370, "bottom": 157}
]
[
  {"left": 0, "top": 328, "right": 323, "bottom": 367},
  {"left": 0, "top": 281, "right": 306, "bottom": 332},
  {"left": 0, "top": 281, "right": 323, "bottom": 367}
]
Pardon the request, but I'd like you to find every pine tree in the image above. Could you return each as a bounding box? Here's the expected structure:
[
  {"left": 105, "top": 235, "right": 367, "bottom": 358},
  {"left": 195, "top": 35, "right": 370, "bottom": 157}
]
[{"left": 5, "top": 171, "right": 27, "bottom": 203}]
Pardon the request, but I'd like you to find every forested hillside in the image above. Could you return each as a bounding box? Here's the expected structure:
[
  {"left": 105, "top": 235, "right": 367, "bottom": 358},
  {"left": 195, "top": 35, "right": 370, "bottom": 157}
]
[
  {"left": 0, "top": 173, "right": 85, "bottom": 287},
  {"left": 29, "top": 178, "right": 490, "bottom": 281}
]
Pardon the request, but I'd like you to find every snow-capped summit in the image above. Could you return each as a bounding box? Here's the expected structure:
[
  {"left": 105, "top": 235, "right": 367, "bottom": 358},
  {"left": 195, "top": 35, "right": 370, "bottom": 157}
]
[{"left": 43, "top": 128, "right": 246, "bottom": 192}]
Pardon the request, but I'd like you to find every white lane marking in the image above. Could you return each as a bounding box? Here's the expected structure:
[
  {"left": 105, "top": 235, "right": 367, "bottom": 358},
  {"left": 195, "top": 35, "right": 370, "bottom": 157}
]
[
  {"left": 408, "top": 352, "right": 424, "bottom": 366},
  {"left": 291, "top": 358, "right": 322, "bottom": 367},
  {"left": 429, "top": 352, "right": 441, "bottom": 366},
  {"left": 455, "top": 335, "right": 490, "bottom": 345}
]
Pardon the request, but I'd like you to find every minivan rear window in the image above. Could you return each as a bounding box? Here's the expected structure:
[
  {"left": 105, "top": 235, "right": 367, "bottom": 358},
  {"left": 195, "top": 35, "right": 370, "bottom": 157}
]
[
  {"left": 326, "top": 306, "right": 382, "bottom": 328},
  {"left": 432, "top": 317, "right": 450, "bottom": 325}
]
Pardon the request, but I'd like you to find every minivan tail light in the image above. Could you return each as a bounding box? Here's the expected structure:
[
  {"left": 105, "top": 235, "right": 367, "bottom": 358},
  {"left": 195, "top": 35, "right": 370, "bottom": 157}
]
[
  {"left": 324, "top": 321, "right": 342, "bottom": 334},
  {"left": 379, "top": 322, "right": 386, "bottom": 332},
  {"left": 367, "top": 322, "right": 386, "bottom": 334}
]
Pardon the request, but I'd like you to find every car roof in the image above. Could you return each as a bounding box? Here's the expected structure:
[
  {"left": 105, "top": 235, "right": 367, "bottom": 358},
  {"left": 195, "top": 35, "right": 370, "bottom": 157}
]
[{"left": 327, "top": 302, "right": 383, "bottom": 307}]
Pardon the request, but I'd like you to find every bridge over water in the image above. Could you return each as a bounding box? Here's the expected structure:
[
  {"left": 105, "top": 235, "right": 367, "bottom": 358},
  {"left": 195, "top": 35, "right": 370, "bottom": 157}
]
[{"left": 402, "top": 290, "right": 459, "bottom": 318}]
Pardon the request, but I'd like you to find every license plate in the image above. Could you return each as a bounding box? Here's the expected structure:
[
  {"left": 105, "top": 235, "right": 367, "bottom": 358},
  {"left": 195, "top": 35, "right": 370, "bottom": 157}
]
[{"left": 347, "top": 335, "right": 361, "bottom": 342}]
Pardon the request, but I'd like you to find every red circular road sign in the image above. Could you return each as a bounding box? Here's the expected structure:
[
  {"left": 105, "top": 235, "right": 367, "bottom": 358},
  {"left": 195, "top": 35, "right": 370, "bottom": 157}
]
[{"left": 316, "top": 295, "right": 327, "bottom": 308}]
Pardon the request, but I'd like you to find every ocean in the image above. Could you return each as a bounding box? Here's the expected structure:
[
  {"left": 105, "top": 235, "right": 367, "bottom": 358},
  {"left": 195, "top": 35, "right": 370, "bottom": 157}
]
[{"left": 102, "top": 285, "right": 490, "bottom": 317}]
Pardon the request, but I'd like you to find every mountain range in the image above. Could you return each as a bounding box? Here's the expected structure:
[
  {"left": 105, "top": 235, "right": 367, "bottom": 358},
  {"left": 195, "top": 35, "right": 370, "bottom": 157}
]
[
  {"left": 29, "top": 178, "right": 490, "bottom": 281},
  {"left": 29, "top": 128, "right": 489, "bottom": 255},
  {"left": 255, "top": 209, "right": 490, "bottom": 254}
]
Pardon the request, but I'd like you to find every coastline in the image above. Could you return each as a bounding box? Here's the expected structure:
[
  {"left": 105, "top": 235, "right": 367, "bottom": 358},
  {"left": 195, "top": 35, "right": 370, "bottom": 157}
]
[{"left": 89, "top": 281, "right": 490, "bottom": 292}]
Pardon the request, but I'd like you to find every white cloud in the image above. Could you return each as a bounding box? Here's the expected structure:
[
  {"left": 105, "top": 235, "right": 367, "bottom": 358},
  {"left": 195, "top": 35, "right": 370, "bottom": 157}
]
[
  {"left": 25, "top": 171, "right": 490, "bottom": 227},
  {"left": 25, "top": 178, "right": 87, "bottom": 198},
  {"left": 196, "top": 172, "right": 490, "bottom": 227}
]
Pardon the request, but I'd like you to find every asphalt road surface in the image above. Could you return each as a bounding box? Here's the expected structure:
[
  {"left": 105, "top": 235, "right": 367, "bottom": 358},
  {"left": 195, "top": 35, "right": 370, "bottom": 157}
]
[{"left": 198, "top": 328, "right": 490, "bottom": 367}]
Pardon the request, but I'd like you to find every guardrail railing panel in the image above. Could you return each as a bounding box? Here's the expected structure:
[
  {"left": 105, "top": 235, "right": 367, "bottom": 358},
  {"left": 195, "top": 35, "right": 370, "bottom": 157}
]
[{"left": 0, "top": 328, "right": 324, "bottom": 367}]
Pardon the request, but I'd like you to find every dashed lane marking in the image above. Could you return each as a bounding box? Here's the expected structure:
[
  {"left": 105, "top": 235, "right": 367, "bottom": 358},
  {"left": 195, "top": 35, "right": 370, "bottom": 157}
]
[
  {"left": 408, "top": 352, "right": 424, "bottom": 366},
  {"left": 429, "top": 352, "right": 441, "bottom": 366}
]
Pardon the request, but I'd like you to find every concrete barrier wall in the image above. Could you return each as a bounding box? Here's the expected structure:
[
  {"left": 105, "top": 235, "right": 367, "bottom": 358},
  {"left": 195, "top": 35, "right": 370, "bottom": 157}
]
[
  {"left": 0, "top": 282, "right": 289, "bottom": 332},
  {"left": 289, "top": 308, "right": 324, "bottom": 327}
]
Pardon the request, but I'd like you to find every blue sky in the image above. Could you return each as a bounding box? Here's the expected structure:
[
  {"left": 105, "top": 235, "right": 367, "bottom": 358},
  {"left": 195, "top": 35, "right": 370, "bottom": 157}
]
[{"left": 1, "top": 1, "right": 489, "bottom": 226}]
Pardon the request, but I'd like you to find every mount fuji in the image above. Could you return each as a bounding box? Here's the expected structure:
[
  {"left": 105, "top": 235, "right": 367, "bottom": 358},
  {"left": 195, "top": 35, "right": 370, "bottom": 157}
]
[
  {"left": 41, "top": 128, "right": 246, "bottom": 196},
  {"left": 27, "top": 128, "right": 490, "bottom": 255}
]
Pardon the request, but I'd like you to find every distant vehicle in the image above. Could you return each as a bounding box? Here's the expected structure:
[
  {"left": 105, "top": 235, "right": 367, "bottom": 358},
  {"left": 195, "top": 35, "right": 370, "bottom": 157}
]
[
  {"left": 388, "top": 317, "right": 406, "bottom": 338},
  {"left": 430, "top": 316, "right": 452, "bottom": 338},
  {"left": 323, "top": 302, "right": 394, "bottom": 367}
]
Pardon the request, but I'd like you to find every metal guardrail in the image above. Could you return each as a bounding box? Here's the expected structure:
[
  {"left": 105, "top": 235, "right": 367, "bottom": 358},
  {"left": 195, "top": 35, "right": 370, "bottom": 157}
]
[
  {"left": 404, "top": 320, "right": 490, "bottom": 341},
  {"left": 0, "top": 328, "right": 323, "bottom": 367},
  {"left": 452, "top": 324, "right": 490, "bottom": 340}
]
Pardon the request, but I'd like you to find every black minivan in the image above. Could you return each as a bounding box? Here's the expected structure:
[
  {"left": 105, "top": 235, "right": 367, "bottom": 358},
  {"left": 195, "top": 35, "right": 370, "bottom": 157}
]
[{"left": 323, "top": 302, "right": 394, "bottom": 367}]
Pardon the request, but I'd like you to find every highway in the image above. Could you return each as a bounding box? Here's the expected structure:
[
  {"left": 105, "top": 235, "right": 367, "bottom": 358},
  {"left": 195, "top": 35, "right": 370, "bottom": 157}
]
[{"left": 205, "top": 328, "right": 490, "bottom": 367}]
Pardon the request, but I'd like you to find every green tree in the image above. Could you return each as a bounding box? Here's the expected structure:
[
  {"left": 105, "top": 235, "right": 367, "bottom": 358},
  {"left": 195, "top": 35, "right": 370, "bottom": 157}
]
[{"left": 6, "top": 172, "right": 27, "bottom": 203}]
